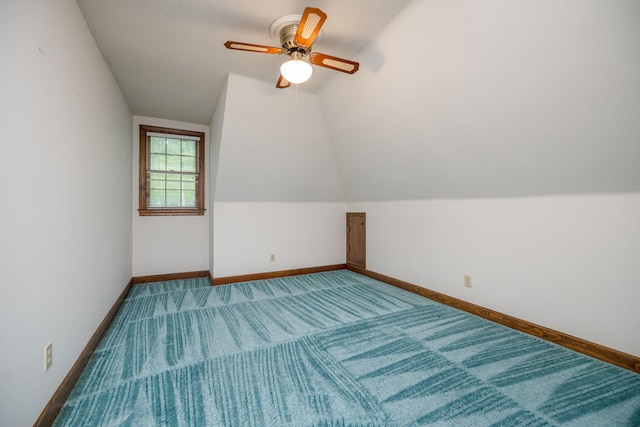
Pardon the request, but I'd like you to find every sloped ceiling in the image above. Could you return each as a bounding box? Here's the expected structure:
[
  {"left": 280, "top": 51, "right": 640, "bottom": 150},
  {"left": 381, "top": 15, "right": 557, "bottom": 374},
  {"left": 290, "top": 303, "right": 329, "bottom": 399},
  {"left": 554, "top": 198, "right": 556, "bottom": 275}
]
[
  {"left": 78, "top": 0, "right": 640, "bottom": 201},
  {"left": 77, "top": 0, "right": 415, "bottom": 124},
  {"left": 319, "top": 0, "right": 640, "bottom": 200}
]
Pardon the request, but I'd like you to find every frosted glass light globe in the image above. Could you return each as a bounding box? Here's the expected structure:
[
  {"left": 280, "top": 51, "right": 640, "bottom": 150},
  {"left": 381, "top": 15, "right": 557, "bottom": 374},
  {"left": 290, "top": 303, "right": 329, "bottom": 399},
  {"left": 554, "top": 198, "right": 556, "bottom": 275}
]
[{"left": 280, "top": 59, "right": 313, "bottom": 84}]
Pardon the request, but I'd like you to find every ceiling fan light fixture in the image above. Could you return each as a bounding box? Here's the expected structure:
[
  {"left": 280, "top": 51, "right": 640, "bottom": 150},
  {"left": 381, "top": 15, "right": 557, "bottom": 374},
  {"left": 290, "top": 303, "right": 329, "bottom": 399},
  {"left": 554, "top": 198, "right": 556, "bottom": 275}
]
[
  {"left": 280, "top": 53, "right": 312, "bottom": 84},
  {"left": 224, "top": 7, "right": 359, "bottom": 89}
]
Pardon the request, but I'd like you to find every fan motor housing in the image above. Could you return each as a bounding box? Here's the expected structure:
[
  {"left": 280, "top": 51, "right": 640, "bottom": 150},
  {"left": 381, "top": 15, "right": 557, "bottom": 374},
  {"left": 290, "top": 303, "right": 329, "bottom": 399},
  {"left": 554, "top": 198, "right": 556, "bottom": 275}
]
[
  {"left": 270, "top": 14, "right": 320, "bottom": 55},
  {"left": 279, "top": 24, "right": 300, "bottom": 51}
]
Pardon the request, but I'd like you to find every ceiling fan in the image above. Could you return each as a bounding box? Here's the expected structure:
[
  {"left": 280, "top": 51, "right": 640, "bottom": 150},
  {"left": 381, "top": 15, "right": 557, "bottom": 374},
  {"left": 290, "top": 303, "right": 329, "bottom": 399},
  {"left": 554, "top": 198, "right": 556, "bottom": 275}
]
[{"left": 224, "top": 7, "right": 359, "bottom": 88}]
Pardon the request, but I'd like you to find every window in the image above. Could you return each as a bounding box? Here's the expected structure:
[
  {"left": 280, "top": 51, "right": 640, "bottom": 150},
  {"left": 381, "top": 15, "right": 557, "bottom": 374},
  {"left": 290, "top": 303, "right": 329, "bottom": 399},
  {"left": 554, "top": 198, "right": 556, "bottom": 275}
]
[{"left": 139, "top": 125, "right": 205, "bottom": 216}]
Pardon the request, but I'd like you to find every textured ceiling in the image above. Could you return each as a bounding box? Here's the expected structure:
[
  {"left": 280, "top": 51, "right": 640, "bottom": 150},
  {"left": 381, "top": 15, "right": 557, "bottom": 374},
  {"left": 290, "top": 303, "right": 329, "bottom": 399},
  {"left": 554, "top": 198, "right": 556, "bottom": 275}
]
[{"left": 77, "top": 0, "right": 415, "bottom": 124}]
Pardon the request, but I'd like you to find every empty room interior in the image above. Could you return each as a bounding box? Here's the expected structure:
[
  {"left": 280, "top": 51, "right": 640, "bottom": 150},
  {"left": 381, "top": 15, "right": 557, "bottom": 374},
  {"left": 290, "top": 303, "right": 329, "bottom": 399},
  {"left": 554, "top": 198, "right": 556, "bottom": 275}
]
[{"left": 2, "top": 0, "right": 640, "bottom": 426}]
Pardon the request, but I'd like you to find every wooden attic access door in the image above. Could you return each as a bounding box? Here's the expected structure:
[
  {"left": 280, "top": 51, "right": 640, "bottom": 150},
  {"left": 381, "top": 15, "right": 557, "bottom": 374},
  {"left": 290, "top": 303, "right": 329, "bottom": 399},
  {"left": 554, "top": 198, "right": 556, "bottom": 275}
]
[{"left": 346, "top": 212, "right": 366, "bottom": 269}]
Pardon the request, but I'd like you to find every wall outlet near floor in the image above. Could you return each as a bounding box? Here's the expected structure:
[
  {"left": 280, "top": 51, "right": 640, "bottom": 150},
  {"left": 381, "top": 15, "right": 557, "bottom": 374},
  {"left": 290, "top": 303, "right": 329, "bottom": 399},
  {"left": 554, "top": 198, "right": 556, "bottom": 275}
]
[
  {"left": 44, "top": 342, "right": 53, "bottom": 372},
  {"left": 464, "top": 275, "right": 472, "bottom": 288},
  {"left": 270, "top": 254, "right": 275, "bottom": 262}
]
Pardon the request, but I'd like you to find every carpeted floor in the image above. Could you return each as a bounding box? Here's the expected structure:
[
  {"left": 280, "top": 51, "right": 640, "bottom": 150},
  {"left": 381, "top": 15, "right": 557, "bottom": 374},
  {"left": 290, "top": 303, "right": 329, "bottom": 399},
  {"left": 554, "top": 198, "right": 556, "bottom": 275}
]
[{"left": 53, "top": 270, "right": 640, "bottom": 426}]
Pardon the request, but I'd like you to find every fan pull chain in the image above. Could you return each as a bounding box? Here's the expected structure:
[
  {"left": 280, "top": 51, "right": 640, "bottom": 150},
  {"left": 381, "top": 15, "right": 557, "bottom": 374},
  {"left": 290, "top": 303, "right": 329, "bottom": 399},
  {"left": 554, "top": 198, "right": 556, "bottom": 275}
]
[{"left": 295, "top": 83, "right": 299, "bottom": 105}]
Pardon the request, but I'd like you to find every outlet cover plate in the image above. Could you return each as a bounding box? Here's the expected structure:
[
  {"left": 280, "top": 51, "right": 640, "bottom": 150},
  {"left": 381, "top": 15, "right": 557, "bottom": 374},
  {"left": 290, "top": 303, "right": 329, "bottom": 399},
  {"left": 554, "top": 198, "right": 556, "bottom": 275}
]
[
  {"left": 464, "top": 275, "right": 472, "bottom": 288},
  {"left": 44, "top": 342, "right": 52, "bottom": 372}
]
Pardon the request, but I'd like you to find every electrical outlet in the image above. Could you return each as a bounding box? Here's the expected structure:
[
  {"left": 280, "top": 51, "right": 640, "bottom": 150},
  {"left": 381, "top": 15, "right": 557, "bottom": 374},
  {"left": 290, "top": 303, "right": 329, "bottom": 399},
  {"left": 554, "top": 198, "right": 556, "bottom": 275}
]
[
  {"left": 270, "top": 254, "right": 275, "bottom": 262},
  {"left": 464, "top": 275, "right": 472, "bottom": 288},
  {"left": 44, "top": 342, "right": 53, "bottom": 372}
]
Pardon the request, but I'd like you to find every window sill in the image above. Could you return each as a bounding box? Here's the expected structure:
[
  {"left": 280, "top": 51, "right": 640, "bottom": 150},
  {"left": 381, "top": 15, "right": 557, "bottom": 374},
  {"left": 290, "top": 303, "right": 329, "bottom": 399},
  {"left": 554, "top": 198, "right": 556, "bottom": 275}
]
[{"left": 138, "top": 208, "right": 206, "bottom": 216}]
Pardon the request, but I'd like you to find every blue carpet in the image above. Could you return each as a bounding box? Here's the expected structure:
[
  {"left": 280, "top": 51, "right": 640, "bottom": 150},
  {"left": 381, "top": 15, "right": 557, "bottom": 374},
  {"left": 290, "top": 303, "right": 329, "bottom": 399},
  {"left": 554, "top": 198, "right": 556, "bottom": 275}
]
[{"left": 53, "top": 270, "right": 640, "bottom": 426}]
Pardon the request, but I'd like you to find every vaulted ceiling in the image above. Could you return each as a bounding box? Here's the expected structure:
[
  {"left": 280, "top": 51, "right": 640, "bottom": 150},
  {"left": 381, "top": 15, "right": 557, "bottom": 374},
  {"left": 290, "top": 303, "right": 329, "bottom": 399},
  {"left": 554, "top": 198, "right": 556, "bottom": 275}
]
[
  {"left": 77, "top": 0, "right": 415, "bottom": 124},
  {"left": 78, "top": 0, "right": 640, "bottom": 200}
]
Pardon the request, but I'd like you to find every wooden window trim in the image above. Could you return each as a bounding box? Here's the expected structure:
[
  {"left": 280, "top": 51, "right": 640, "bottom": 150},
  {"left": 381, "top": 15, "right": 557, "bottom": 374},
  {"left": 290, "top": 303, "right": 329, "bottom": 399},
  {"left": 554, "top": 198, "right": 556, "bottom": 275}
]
[{"left": 138, "top": 125, "right": 206, "bottom": 216}]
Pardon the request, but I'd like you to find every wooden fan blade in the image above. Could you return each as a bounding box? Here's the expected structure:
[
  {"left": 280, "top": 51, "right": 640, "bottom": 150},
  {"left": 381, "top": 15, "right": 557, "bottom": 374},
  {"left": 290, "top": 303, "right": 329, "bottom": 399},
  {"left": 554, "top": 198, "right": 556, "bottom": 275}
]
[
  {"left": 224, "top": 41, "right": 283, "bottom": 54},
  {"left": 276, "top": 74, "right": 291, "bottom": 89},
  {"left": 308, "top": 52, "right": 359, "bottom": 74},
  {"left": 293, "top": 7, "right": 327, "bottom": 48}
]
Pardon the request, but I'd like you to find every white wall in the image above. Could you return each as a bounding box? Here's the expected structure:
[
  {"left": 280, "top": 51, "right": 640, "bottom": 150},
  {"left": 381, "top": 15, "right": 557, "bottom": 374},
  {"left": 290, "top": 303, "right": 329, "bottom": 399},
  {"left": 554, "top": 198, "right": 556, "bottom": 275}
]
[
  {"left": 213, "top": 202, "right": 346, "bottom": 277},
  {"left": 132, "top": 116, "right": 210, "bottom": 276},
  {"left": 212, "top": 74, "right": 346, "bottom": 277},
  {"left": 209, "top": 82, "right": 227, "bottom": 273},
  {"left": 0, "top": 1, "right": 132, "bottom": 426},
  {"left": 349, "top": 194, "right": 640, "bottom": 357},
  {"left": 215, "top": 74, "right": 345, "bottom": 203},
  {"left": 319, "top": 0, "right": 640, "bottom": 358}
]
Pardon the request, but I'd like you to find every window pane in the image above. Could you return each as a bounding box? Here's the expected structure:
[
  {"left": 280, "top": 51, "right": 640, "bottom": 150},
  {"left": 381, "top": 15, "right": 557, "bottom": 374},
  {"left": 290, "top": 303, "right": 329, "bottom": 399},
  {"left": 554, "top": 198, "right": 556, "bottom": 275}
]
[
  {"left": 182, "top": 140, "right": 196, "bottom": 156},
  {"left": 167, "top": 138, "right": 181, "bottom": 155},
  {"left": 140, "top": 126, "right": 204, "bottom": 215},
  {"left": 149, "top": 179, "right": 165, "bottom": 190},
  {"left": 182, "top": 156, "right": 196, "bottom": 172},
  {"left": 150, "top": 137, "right": 166, "bottom": 154},
  {"left": 167, "top": 155, "right": 181, "bottom": 171},
  {"left": 166, "top": 190, "right": 181, "bottom": 207},
  {"left": 149, "top": 190, "right": 165, "bottom": 207},
  {"left": 150, "top": 153, "right": 166, "bottom": 171},
  {"left": 182, "top": 190, "right": 196, "bottom": 207}
]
